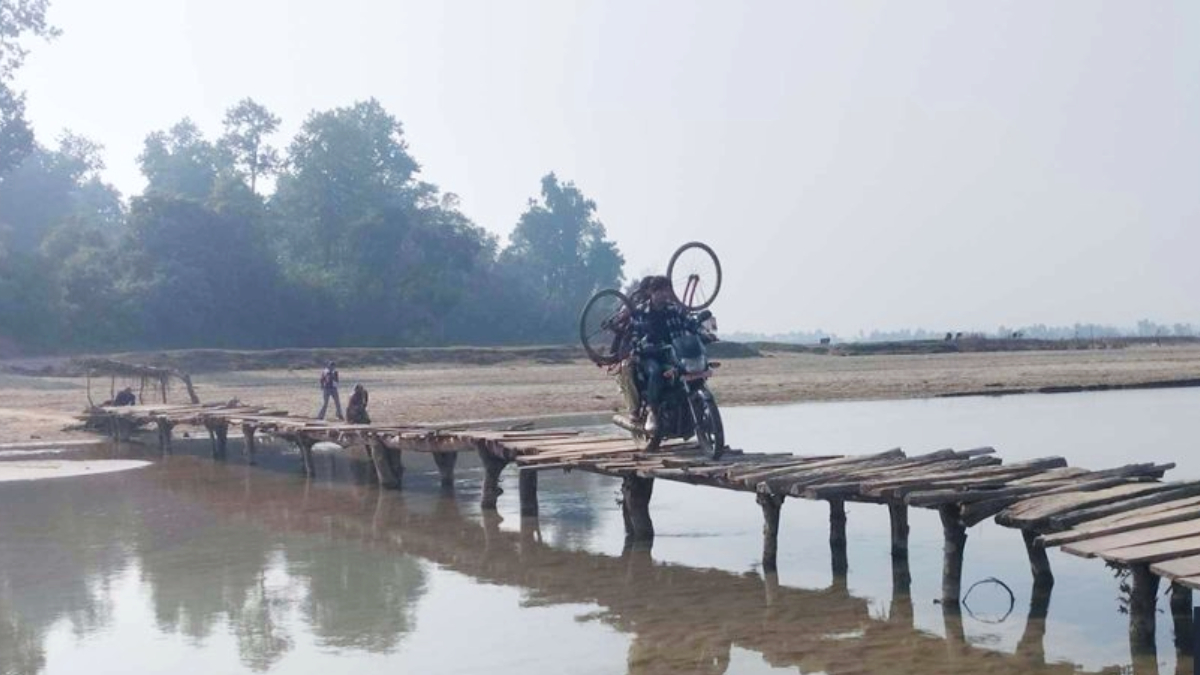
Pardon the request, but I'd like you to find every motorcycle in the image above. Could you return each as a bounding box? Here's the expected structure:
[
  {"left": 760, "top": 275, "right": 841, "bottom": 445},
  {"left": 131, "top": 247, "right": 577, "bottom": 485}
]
[
  {"left": 579, "top": 241, "right": 726, "bottom": 458},
  {"left": 612, "top": 311, "right": 725, "bottom": 458}
]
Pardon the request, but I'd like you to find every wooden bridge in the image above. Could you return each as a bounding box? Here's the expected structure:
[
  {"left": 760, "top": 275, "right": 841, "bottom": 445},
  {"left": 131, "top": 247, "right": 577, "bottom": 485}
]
[{"left": 84, "top": 400, "right": 1200, "bottom": 657}]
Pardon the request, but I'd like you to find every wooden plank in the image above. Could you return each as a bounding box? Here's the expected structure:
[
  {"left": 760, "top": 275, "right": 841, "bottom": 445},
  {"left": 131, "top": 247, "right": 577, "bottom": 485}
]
[
  {"left": 1062, "top": 519, "right": 1200, "bottom": 557},
  {"left": 1049, "top": 482, "right": 1200, "bottom": 529},
  {"left": 997, "top": 483, "right": 1172, "bottom": 527},
  {"left": 1040, "top": 504, "right": 1200, "bottom": 547},
  {"left": 1169, "top": 573, "right": 1200, "bottom": 591},
  {"left": 1070, "top": 495, "right": 1200, "bottom": 529},
  {"left": 1094, "top": 535, "right": 1200, "bottom": 565},
  {"left": 962, "top": 477, "right": 1165, "bottom": 528},
  {"left": 1150, "top": 554, "right": 1200, "bottom": 581}
]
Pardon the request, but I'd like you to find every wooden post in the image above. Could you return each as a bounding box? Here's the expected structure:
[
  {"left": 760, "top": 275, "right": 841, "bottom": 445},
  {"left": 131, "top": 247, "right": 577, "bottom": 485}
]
[
  {"left": 890, "top": 555, "right": 913, "bottom": 626},
  {"left": 241, "top": 424, "right": 257, "bottom": 465},
  {"left": 939, "top": 504, "right": 967, "bottom": 606},
  {"left": 829, "top": 499, "right": 848, "bottom": 577},
  {"left": 888, "top": 503, "right": 909, "bottom": 560},
  {"left": 621, "top": 475, "right": 655, "bottom": 543},
  {"left": 433, "top": 451, "right": 458, "bottom": 488},
  {"left": 1170, "top": 582, "right": 1192, "bottom": 657},
  {"left": 478, "top": 447, "right": 508, "bottom": 510},
  {"left": 1016, "top": 571, "right": 1053, "bottom": 663},
  {"left": 519, "top": 470, "right": 539, "bottom": 518},
  {"left": 155, "top": 418, "right": 174, "bottom": 455},
  {"left": 756, "top": 493, "right": 785, "bottom": 573},
  {"left": 368, "top": 437, "right": 399, "bottom": 489},
  {"left": 206, "top": 423, "right": 218, "bottom": 458},
  {"left": 213, "top": 421, "right": 229, "bottom": 460},
  {"left": 1128, "top": 563, "right": 1160, "bottom": 655},
  {"left": 297, "top": 438, "right": 316, "bottom": 478},
  {"left": 1022, "top": 529, "right": 1054, "bottom": 587}
]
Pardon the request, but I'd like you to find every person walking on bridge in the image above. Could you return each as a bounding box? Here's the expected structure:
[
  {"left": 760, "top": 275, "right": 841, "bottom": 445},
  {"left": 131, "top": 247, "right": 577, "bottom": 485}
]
[{"left": 317, "top": 361, "right": 343, "bottom": 420}]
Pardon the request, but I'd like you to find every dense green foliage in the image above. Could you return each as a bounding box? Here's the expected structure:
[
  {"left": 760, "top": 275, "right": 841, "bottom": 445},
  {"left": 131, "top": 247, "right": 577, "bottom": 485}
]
[{"left": 0, "top": 4, "right": 625, "bottom": 353}]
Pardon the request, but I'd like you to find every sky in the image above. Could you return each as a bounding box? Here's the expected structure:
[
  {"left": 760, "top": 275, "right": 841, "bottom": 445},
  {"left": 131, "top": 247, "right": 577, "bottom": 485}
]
[{"left": 13, "top": 0, "right": 1200, "bottom": 336}]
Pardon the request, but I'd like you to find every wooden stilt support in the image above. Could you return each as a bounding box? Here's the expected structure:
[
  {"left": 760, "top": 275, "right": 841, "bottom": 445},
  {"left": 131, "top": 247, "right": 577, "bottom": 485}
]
[
  {"left": 829, "top": 499, "right": 848, "bottom": 577},
  {"left": 155, "top": 418, "right": 174, "bottom": 455},
  {"left": 297, "top": 438, "right": 316, "bottom": 478},
  {"left": 369, "top": 437, "right": 400, "bottom": 489},
  {"left": 939, "top": 504, "right": 967, "bottom": 606},
  {"left": 756, "top": 493, "right": 785, "bottom": 573},
  {"left": 1016, "top": 574, "right": 1053, "bottom": 662},
  {"left": 1022, "top": 529, "right": 1054, "bottom": 587},
  {"left": 519, "top": 470, "right": 539, "bottom": 518},
  {"left": 433, "top": 451, "right": 458, "bottom": 488},
  {"left": 206, "top": 424, "right": 218, "bottom": 458},
  {"left": 1170, "top": 582, "right": 1193, "bottom": 657},
  {"left": 888, "top": 503, "right": 909, "bottom": 560},
  {"left": 621, "top": 475, "right": 655, "bottom": 543},
  {"left": 1128, "top": 563, "right": 1160, "bottom": 655},
  {"left": 241, "top": 424, "right": 257, "bottom": 465},
  {"left": 213, "top": 421, "right": 229, "bottom": 461},
  {"left": 890, "top": 555, "right": 913, "bottom": 626},
  {"left": 478, "top": 447, "right": 508, "bottom": 510}
]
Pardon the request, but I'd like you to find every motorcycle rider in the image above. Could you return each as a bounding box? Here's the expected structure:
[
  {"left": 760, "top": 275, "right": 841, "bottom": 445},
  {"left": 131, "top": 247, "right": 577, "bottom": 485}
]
[{"left": 630, "top": 275, "right": 692, "bottom": 433}]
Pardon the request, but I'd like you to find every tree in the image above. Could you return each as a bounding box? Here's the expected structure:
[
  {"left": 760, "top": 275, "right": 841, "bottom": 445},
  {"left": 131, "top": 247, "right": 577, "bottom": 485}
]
[
  {"left": 138, "top": 119, "right": 218, "bottom": 200},
  {"left": 0, "top": 132, "right": 120, "bottom": 253},
  {"left": 273, "top": 99, "right": 418, "bottom": 268},
  {"left": 0, "top": 0, "right": 59, "bottom": 176},
  {"left": 500, "top": 173, "right": 624, "bottom": 339},
  {"left": 218, "top": 98, "right": 280, "bottom": 195}
]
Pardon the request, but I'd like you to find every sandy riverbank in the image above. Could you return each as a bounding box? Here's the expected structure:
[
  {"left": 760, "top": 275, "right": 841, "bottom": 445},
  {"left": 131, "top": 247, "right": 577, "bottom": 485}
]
[{"left": 2, "top": 345, "right": 1200, "bottom": 445}]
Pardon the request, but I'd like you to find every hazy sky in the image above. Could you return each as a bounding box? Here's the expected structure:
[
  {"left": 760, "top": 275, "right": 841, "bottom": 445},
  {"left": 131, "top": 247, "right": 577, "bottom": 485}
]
[{"left": 14, "top": 0, "right": 1200, "bottom": 335}]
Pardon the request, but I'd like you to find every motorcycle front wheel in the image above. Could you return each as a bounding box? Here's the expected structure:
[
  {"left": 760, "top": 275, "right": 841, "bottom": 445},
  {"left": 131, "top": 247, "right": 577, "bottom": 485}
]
[{"left": 691, "top": 389, "right": 725, "bottom": 460}]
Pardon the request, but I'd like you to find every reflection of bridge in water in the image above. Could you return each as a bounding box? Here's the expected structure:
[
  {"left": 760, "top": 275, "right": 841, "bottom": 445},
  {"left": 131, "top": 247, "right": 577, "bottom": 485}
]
[{"left": 147, "top": 453, "right": 1174, "bottom": 675}]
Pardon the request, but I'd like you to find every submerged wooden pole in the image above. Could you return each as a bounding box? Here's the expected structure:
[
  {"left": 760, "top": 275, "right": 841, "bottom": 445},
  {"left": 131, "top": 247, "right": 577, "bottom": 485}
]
[
  {"left": 241, "top": 424, "right": 257, "bottom": 465},
  {"left": 297, "top": 438, "right": 316, "bottom": 478},
  {"left": 1170, "top": 582, "right": 1193, "bottom": 658},
  {"left": 757, "top": 493, "right": 785, "bottom": 573},
  {"left": 368, "top": 437, "right": 400, "bottom": 489},
  {"left": 478, "top": 447, "right": 508, "bottom": 510},
  {"left": 939, "top": 504, "right": 967, "bottom": 605},
  {"left": 433, "top": 451, "right": 458, "bottom": 488},
  {"left": 1016, "top": 570, "right": 1053, "bottom": 663},
  {"left": 213, "top": 421, "right": 229, "bottom": 460},
  {"left": 155, "top": 418, "right": 174, "bottom": 455},
  {"left": 621, "top": 475, "right": 655, "bottom": 543},
  {"left": 829, "top": 499, "right": 848, "bottom": 577},
  {"left": 519, "top": 470, "right": 539, "bottom": 517},
  {"left": 888, "top": 503, "right": 909, "bottom": 560},
  {"left": 1128, "top": 563, "right": 1160, "bottom": 654},
  {"left": 1022, "top": 529, "right": 1054, "bottom": 587}
]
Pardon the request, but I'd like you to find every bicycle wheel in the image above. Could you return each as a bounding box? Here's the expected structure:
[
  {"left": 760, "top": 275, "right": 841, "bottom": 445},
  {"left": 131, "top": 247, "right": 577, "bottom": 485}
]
[
  {"left": 667, "top": 241, "right": 722, "bottom": 310},
  {"left": 579, "top": 289, "right": 636, "bottom": 365}
]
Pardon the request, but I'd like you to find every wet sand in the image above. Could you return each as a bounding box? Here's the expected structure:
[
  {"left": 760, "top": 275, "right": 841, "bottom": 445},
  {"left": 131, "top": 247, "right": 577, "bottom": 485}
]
[{"left": 2, "top": 344, "right": 1200, "bottom": 446}]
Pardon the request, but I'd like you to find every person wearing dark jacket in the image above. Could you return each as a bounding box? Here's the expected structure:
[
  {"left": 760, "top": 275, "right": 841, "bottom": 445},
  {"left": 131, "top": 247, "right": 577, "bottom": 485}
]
[
  {"left": 346, "top": 384, "right": 370, "bottom": 424},
  {"left": 630, "top": 276, "right": 691, "bottom": 432}
]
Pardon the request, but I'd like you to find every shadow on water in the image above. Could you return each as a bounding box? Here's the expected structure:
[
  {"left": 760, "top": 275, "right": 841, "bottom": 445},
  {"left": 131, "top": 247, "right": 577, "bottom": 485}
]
[{"left": 0, "top": 433, "right": 1194, "bottom": 674}]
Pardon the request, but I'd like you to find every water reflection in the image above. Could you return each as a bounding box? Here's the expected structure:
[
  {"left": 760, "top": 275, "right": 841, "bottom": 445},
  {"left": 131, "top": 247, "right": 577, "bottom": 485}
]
[{"left": 0, "top": 433, "right": 1189, "bottom": 675}]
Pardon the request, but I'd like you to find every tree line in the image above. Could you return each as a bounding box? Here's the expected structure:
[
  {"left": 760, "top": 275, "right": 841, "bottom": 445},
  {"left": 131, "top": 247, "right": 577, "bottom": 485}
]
[{"left": 0, "top": 3, "right": 623, "bottom": 354}]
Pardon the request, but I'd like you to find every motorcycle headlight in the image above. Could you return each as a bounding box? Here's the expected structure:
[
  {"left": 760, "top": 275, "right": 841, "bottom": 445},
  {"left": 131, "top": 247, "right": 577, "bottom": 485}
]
[{"left": 681, "top": 356, "right": 707, "bottom": 373}]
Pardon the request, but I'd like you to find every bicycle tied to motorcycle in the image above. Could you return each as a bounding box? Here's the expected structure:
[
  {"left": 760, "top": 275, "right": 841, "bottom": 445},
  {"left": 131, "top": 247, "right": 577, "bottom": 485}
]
[{"left": 578, "top": 242, "right": 726, "bottom": 458}]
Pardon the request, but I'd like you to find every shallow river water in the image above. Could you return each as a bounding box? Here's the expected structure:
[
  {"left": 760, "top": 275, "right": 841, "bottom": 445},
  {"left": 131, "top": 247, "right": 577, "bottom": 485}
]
[{"left": 2, "top": 387, "right": 1199, "bottom": 675}]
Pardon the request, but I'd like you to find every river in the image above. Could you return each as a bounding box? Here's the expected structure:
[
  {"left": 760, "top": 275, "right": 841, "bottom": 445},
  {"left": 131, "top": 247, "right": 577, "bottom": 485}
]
[{"left": 2, "top": 387, "right": 1198, "bottom": 674}]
